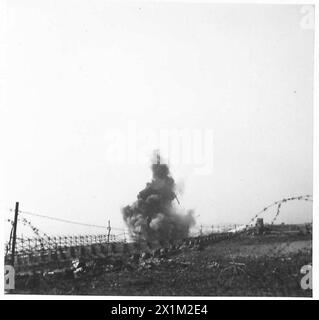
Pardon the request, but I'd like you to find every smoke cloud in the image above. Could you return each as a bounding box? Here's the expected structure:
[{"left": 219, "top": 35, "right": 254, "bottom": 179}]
[{"left": 122, "top": 151, "right": 195, "bottom": 242}]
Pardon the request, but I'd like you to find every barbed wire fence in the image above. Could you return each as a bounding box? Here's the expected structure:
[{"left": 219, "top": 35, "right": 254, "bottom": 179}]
[
  {"left": 4, "top": 194, "right": 312, "bottom": 274},
  {"left": 4, "top": 207, "right": 132, "bottom": 270},
  {"left": 213, "top": 195, "right": 312, "bottom": 291}
]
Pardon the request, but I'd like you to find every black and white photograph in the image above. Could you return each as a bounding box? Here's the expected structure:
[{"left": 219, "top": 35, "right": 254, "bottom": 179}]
[{"left": 1, "top": 0, "right": 316, "bottom": 300}]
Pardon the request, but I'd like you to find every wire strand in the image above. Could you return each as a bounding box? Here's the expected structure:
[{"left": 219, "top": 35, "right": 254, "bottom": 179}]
[{"left": 17, "top": 210, "right": 128, "bottom": 231}]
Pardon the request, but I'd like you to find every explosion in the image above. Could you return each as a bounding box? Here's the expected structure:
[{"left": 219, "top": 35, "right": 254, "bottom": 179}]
[{"left": 122, "top": 151, "right": 195, "bottom": 242}]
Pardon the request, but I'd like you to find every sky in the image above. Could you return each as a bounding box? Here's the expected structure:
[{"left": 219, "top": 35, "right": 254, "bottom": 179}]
[{"left": 1, "top": 1, "right": 314, "bottom": 238}]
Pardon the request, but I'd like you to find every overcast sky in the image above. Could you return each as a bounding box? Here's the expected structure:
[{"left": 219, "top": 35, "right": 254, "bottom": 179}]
[{"left": 2, "top": 1, "right": 314, "bottom": 237}]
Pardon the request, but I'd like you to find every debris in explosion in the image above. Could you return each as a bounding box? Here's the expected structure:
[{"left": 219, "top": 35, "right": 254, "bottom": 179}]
[{"left": 122, "top": 151, "right": 195, "bottom": 241}]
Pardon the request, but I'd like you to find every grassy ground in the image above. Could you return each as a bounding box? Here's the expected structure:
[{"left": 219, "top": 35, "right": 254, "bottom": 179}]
[{"left": 11, "top": 234, "right": 312, "bottom": 297}]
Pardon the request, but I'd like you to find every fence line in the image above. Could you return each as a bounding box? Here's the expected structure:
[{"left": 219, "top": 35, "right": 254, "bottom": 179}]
[
  {"left": 4, "top": 195, "right": 312, "bottom": 273},
  {"left": 227, "top": 194, "right": 313, "bottom": 233}
]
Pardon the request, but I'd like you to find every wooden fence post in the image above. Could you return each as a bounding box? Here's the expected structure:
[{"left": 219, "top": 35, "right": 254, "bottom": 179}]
[
  {"left": 11, "top": 202, "right": 19, "bottom": 266},
  {"left": 106, "top": 220, "right": 111, "bottom": 255}
]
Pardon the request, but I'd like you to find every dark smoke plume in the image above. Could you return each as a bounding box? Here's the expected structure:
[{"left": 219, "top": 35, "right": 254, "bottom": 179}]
[{"left": 122, "top": 151, "right": 195, "bottom": 242}]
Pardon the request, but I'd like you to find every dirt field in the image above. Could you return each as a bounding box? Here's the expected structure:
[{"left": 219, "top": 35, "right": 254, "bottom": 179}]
[{"left": 11, "top": 234, "right": 312, "bottom": 297}]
